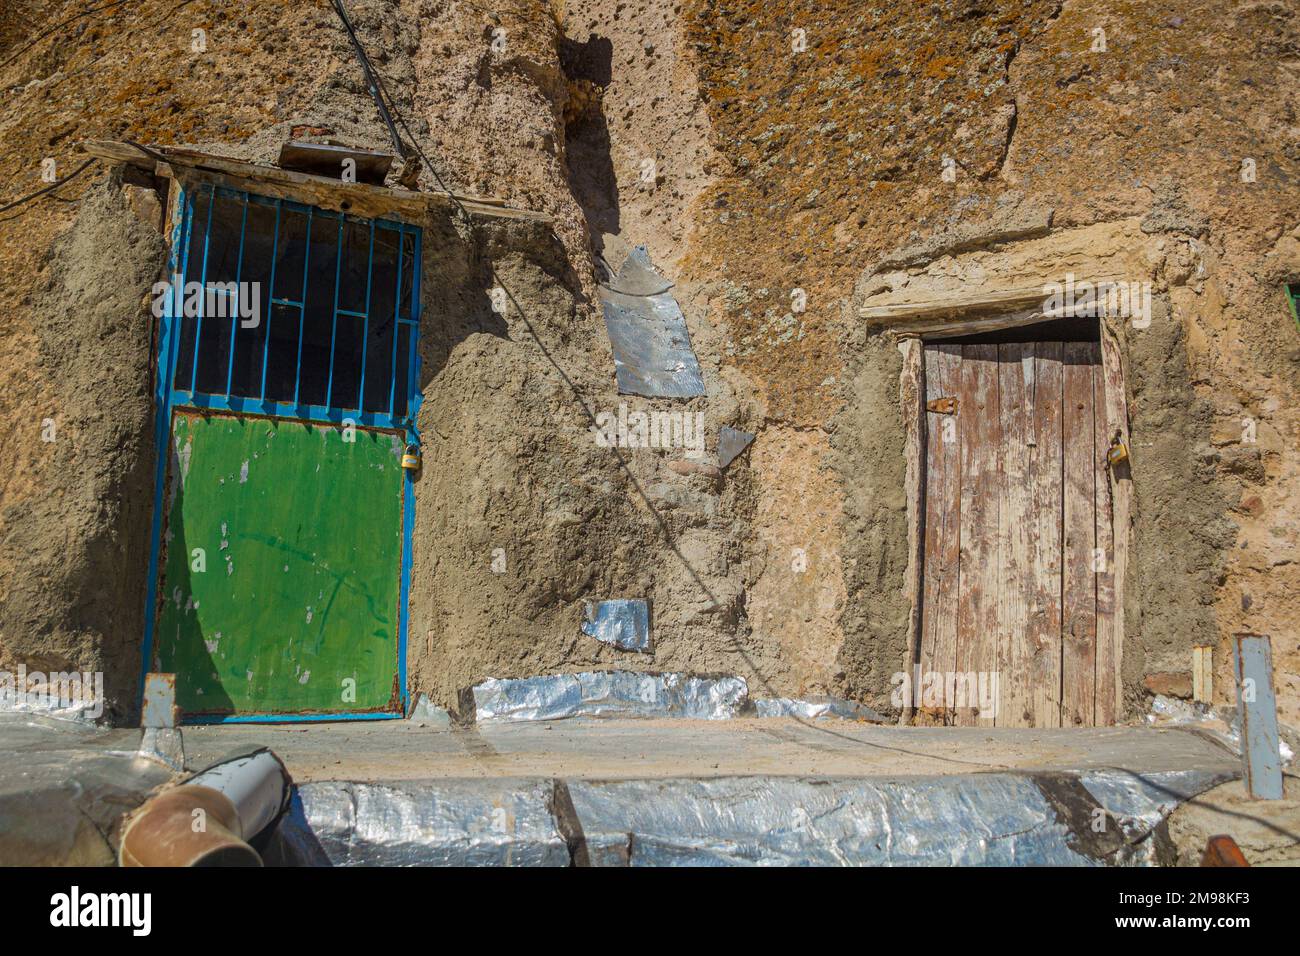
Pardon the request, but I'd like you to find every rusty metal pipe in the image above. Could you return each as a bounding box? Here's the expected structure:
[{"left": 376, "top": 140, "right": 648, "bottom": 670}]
[
  {"left": 119, "top": 785, "right": 261, "bottom": 867},
  {"left": 120, "top": 748, "right": 291, "bottom": 867}
]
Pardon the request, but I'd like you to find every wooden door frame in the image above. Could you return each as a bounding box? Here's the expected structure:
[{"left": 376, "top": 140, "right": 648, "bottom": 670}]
[{"left": 892, "top": 306, "right": 1132, "bottom": 725}]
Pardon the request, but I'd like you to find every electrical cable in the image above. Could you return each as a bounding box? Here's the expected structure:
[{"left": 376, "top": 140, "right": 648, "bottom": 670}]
[
  {"left": 322, "top": 4, "right": 1011, "bottom": 766},
  {"left": 0, "top": 0, "right": 132, "bottom": 72},
  {"left": 328, "top": 0, "right": 407, "bottom": 158},
  {"left": 0, "top": 158, "right": 95, "bottom": 215}
]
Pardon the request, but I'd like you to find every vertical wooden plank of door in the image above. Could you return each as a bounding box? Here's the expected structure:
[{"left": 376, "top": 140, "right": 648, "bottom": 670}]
[
  {"left": 1030, "top": 342, "right": 1063, "bottom": 727},
  {"left": 1062, "top": 341, "right": 1098, "bottom": 726},
  {"left": 919, "top": 344, "right": 962, "bottom": 722},
  {"left": 956, "top": 343, "right": 1000, "bottom": 726},
  {"left": 997, "top": 343, "right": 1034, "bottom": 727},
  {"left": 1092, "top": 351, "right": 1118, "bottom": 725}
]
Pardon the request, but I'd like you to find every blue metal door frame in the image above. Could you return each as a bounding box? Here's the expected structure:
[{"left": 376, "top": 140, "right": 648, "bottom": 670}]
[{"left": 140, "top": 182, "right": 423, "bottom": 723}]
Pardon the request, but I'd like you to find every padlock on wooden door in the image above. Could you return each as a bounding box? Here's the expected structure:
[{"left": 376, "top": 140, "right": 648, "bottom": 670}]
[{"left": 926, "top": 396, "right": 959, "bottom": 414}]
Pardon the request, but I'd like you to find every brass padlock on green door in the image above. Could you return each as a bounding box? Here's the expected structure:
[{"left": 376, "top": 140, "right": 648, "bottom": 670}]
[{"left": 401, "top": 443, "right": 422, "bottom": 472}]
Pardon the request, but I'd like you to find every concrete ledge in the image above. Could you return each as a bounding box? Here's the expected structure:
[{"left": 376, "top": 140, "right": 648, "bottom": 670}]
[{"left": 181, "top": 719, "right": 1240, "bottom": 783}]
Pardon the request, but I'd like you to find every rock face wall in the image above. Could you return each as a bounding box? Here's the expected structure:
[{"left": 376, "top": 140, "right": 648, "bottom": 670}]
[{"left": 0, "top": 0, "right": 1296, "bottom": 725}]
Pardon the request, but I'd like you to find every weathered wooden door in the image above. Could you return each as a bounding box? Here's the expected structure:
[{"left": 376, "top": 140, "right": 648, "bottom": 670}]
[{"left": 917, "top": 340, "right": 1118, "bottom": 727}]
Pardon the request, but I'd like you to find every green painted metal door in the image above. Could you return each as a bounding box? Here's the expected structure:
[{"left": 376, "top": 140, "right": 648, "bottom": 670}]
[{"left": 155, "top": 412, "right": 405, "bottom": 717}]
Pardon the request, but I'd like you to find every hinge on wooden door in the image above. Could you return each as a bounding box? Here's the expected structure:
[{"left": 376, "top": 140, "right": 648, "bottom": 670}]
[{"left": 926, "top": 397, "right": 959, "bottom": 414}]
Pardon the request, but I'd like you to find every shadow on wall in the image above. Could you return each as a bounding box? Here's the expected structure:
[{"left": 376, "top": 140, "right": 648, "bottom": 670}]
[
  {"left": 416, "top": 215, "right": 510, "bottom": 380},
  {"left": 416, "top": 198, "right": 592, "bottom": 382},
  {"left": 557, "top": 32, "right": 619, "bottom": 265},
  {"left": 150, "top": 435, "right": 235, "bottom": 717}
]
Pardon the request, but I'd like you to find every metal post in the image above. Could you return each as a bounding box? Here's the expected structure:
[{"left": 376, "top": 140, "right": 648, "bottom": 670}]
[{"left": 1232, "top": 633, "right": 1284, "bottom": 799}]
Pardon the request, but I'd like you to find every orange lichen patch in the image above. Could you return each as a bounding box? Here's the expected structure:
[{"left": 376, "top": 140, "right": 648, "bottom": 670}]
[
  {"left": 923, "top": 55, "right": 959, "bottom": 80},
  {"left": 853, "top": 43, "right": 890, "bottom": 77}
]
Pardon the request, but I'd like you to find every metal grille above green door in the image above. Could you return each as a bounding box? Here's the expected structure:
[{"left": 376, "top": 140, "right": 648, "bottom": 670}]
[{"left": 165, "top": 184, "right": 419, "bottom": 429}]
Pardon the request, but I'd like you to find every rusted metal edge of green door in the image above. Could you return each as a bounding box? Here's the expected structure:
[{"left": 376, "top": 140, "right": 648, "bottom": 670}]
[{"left": 154, "top": 411, "right": 406, "bottom": 719}]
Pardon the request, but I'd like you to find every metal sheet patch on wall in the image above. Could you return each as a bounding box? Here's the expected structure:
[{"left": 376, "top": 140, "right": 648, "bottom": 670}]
[
  {"left": 717, "top": 426, "right": 755, "bottom": 469},
  {"left": 599, "top": 246, "right": 706, "bottom": 399},
  {"left": 1232, "top": 633, "right": 1284, "bottom": 799},
  {"left": 581, "top": 599, "right": 651, "bottom": 653}
]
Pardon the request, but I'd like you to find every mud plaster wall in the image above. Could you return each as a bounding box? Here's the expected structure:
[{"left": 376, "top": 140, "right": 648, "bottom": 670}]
[
  {"left": 0, "top": 177, "right": 163, "bottom": 722},
  {"left": 0, "top": 0, "right": 777, "bottom": 720},
  {"left": 831, "top": 333, "right": 910, "bottom": 706}
]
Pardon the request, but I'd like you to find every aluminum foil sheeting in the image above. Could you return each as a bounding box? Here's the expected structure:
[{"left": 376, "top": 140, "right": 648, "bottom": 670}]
[
  {"left": 568, "top": 769, "right": 1229, "bottom": 867},
  {"left": 581, "top": 599, "right": 652, "bottom": 653},
  {"left": 406, "top": 693, "right": 453, "bottom": 728},
  {"left": 570, "top": 776, "right": 1082, "bottom": 866},
  {"left": 0, "top": 682, "right": 101, "bottom": 723},
  {"left": 295, "top": 780, "right": 570, "bottom": 867},
  {"left": 753, "top": 697, "right": 884, "bottom": 722},
  {"left": 278, "top": 768, "right": 1228, "bottom": 867},
  {"left": 0, "top": 714, "right": 174, "bottom": 865},
  {"left": 138, "top": 727, "right": 185, "bottom": 771},
  {"left": 599, "top": 246, "right": 706, "bottom": 399},
  {"left": 1145, "top": 694, "right": 1295, "bottom": 766},
  {"left": 1078, "top": 767, "right": 1231, "bottom": 857},
  {"left": 473, "top": 671, "right": 748, "bottom": 723}
]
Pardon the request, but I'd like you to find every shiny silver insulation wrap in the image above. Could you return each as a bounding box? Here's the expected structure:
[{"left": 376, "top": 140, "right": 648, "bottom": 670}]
[
  {"left": 296, "top": 779, "right": 570, "bottom": 867},
  {"left": 752, "top": 697, "right": 884, "bottom": 722},
  {"left": 472, "top": 671, "right": 749, "bottom": 722},
  {"left": 293, "top": 768, "right": 1229, "bottom": 866}
]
